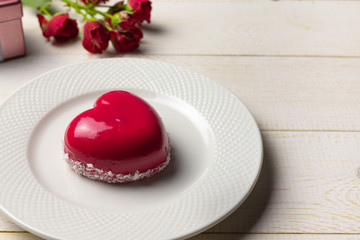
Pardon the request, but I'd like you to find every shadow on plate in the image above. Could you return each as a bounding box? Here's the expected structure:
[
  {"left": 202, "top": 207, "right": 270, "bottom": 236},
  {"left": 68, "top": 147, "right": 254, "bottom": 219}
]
[{"left": 188, "top": 132, "right": 274, "bottom": 240}]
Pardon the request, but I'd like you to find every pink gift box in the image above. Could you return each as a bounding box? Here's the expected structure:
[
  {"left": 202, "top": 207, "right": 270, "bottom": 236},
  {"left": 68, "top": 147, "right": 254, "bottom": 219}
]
[{"left": 0, "top": 0, "right": 25, "bottom": 61}]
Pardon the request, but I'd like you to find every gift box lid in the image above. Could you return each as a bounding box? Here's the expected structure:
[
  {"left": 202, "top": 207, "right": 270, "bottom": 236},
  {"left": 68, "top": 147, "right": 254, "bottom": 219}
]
[
  {"left": 0, "top": 0, "right": 20, "bottom": 7},
  {"left": 0, "top": 0, "right": 22, "bottom": 22}
]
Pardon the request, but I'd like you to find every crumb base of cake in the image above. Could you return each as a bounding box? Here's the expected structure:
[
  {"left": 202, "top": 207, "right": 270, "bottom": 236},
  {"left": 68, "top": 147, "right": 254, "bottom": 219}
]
[{"left": 64, "top": 153, "right": 171, "bottom": 183}]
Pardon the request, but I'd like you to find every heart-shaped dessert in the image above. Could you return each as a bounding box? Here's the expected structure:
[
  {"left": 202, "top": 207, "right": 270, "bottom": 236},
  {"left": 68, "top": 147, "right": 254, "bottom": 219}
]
[{"left": 64, "top": 90, "right": 170, "bottom": 183}]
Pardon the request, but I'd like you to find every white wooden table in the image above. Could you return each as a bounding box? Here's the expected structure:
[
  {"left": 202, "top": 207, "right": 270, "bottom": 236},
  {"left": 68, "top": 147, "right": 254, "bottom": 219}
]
[{"left": 1, "top": 0, "right": 360, "bottom": 239}]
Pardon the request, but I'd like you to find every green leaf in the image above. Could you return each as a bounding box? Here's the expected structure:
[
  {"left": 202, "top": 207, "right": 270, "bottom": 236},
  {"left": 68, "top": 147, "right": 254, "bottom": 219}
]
[
  {"left": 22, "top": 0, "right": 50, "bottom": 8},
  {"left": 111, "top": 13, "right": 122, "bottom": 26},
  {"left": 108, "top": 4, "right": 125, "bottom": 14}
]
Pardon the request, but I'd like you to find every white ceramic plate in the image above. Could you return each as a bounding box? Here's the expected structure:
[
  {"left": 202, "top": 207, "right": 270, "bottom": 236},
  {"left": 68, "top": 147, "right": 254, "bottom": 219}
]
[{"left": 0, "top": 59, "right": 262, "bottom": 240}]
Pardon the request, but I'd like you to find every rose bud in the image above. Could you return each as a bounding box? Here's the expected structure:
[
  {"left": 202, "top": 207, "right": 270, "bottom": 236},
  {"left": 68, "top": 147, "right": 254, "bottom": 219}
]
[
  {"left": 128, "top": 0, "right": 152, "bottom": 23},
  {"left": 110, "top": 30, "right": 141, "bottom": 53},
  {"left": 82, "top": 21, "right": 110, "bottom": 54},
  {"left": 37, "top": 14, "right": 79, "bottom": 41},
  {"left": 131, "top": 26, "right": 143, "bottom": 40},
  {"left": 37, "top": 14, "right": 51, "bottom": 38},
  {"left": 118, "top": 11, "right": 138, "bottom": 30},
  {"left": 106, "top": 11, "right": 138, "bottom": 32},
  {"left": 48, "top": 14, "right": 79, "bottom": 42}
]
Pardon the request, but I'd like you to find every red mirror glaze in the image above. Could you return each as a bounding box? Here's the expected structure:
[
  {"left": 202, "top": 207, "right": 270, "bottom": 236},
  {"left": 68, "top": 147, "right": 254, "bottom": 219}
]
[{"left": 64, "top": 91, "right": 170, "bottom": 183}]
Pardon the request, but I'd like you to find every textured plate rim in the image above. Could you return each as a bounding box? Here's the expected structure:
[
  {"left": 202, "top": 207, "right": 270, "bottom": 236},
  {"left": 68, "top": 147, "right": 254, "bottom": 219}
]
[{"left": 0, "top": 58, "right": 263, "bottom": 240}]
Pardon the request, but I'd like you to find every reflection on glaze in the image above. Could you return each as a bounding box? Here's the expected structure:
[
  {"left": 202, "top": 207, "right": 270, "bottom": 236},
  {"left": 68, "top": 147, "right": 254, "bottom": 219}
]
[{"left": 74, "top": 117, "right": 113, "bottom": 139}]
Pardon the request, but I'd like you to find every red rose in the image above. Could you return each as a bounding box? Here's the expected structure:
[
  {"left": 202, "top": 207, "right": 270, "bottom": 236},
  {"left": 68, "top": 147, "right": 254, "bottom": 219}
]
[
  {"left": 128, "top": 0, "right": 152, "bottom": 23},
  {"left": 48, "top": 14, "right": 79, "bottom": 42},
  {"left": 119, "top": 11, "right": 137, "bottom": 30},
  {"left": 110, "top": 31, "right": 141, "bottom": 53},
  {"left": 131, "top": 26, "right": 143, "bottom": 40},
  {"left": 106, "top": 11, "right": 138, "bottom": 31},
  {"left": 82, "top": 21, "right": 110, "bottom": 54},
  {"left": 37, "top": 14, "right": 79, "bottom": 42},
  {"left": 37, "top": 14, "right": 51, "bottom": 38},
  {"left": 81, "top": 0, "right": 109, "bottom": 5}
]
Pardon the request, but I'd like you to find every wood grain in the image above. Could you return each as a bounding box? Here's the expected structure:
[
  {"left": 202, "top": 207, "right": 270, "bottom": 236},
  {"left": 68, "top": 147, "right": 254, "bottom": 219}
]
[
  {"left": 207, "top": 131, "right": 360, "bottom": 234},
  {"left": 1, "top": 131, "right": 359, "bottom": 233},
  {"left": 0, "top": 216, "right": 22, "bottom": 232},
  {"left": 21, "top": 1, "right": 360, "bottom": 57},
  {"left": 0, "top": 233, "right": 41, "bottom": 240},
  {"left": 1, "top": 232, "right": 360, "bottom": 240},
  {"left": 1, "top": 233, "right": 360, "bottom": 240},
  {"left": 2, "top": 55, "right": 360, "bottom": 131},
  {"left": 190, "top": 233, "right": 360, "bottom": 240}
]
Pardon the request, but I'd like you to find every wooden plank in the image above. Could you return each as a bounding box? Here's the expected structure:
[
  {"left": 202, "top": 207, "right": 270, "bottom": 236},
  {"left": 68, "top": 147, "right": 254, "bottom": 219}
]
[
  {"left": 1, "top": 131, "right": 360, "bottom": 233},
  {"left": 2, "top": 55, "right": 360, "bottom": 131},
  {"left": 206, "top": 131, "right": 360, "bottom": 233},
  {"left": 0, "top": 233, "right": 360, "bottom": 240},
  {"left": 0, "top": 215, "right": 22, "bottom": 232},
  {"left": 191, "top": 233, "right": 360, "bottom": 240},
  {"left": 21, "top": 1, "right": 360, "bottom": 57},
  {"left": 161, "top": 56, "right": 360, "bottom": 132},
  {"left": 0, "top": 233, "right": 41, "bottom": 240}
]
